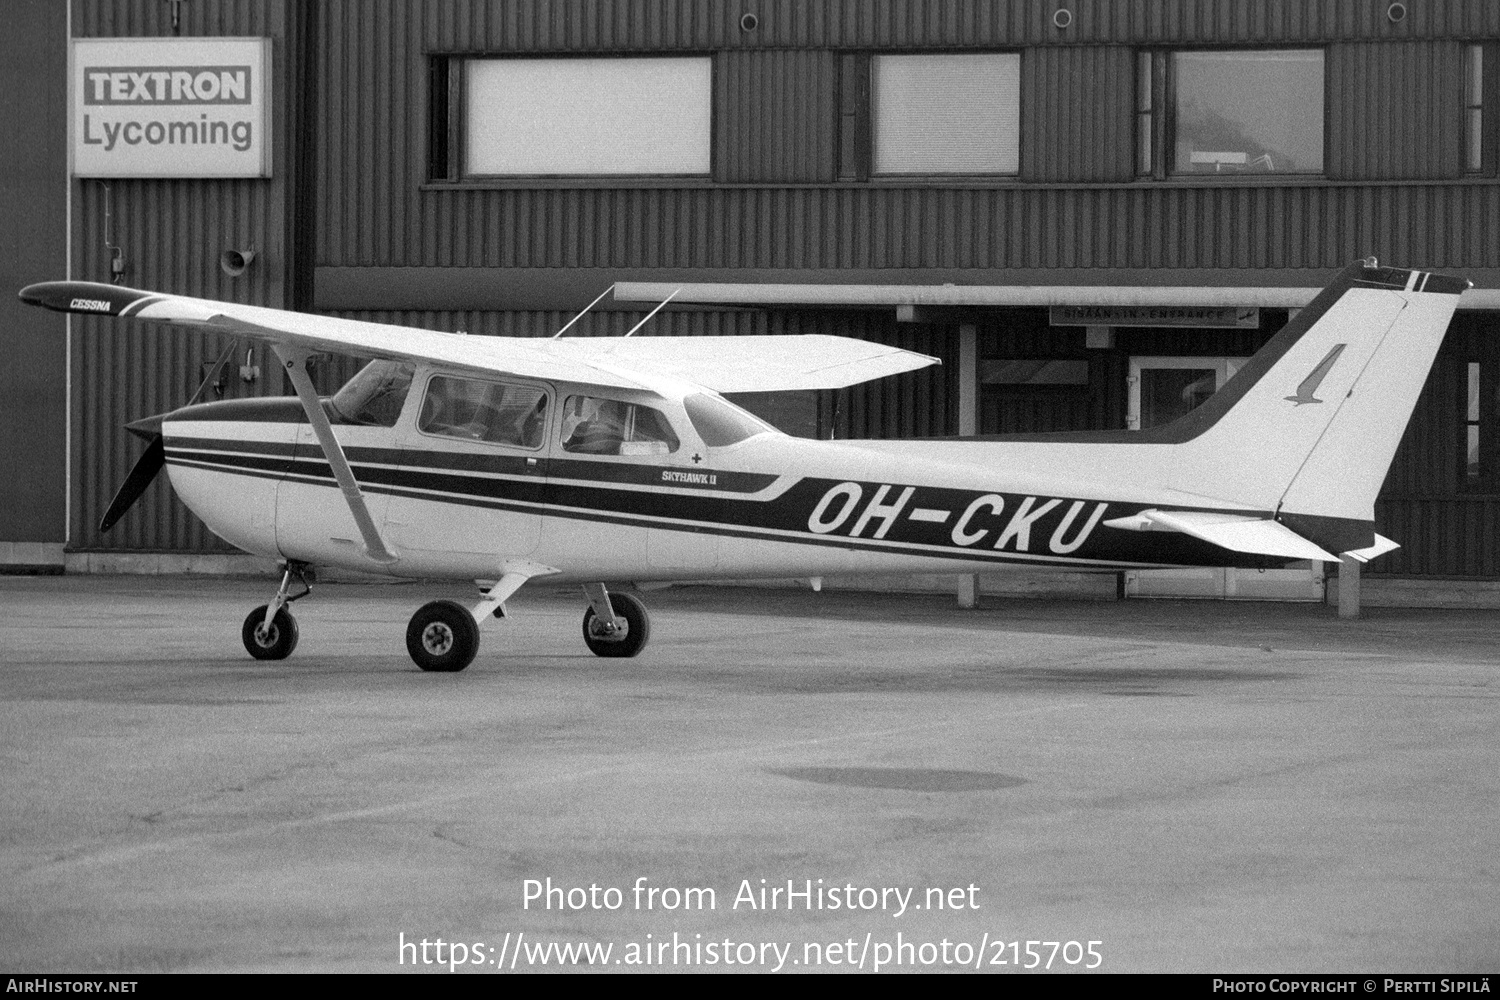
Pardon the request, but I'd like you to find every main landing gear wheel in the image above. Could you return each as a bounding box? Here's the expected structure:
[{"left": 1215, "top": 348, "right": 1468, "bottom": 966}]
[
  {"left": 582, "top": 592, "right": 650, "bottom": 658},
  {"left": 406, "top": 599, "right": 480, "bottom": 672},
  {"left": 242, "top": 605, "right": 299, "bottom": 660}
]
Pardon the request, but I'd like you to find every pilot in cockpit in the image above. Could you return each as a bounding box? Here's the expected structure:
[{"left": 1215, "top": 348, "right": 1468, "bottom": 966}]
[{"left": 562, "top": 397, "right": 628, "bottom": 455}]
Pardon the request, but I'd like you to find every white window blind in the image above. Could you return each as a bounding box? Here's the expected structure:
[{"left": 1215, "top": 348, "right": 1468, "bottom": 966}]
[
  {"left": 873, "top": 53, "right": 1020, "bottom": 174},
  {"left": 465, "top": 58, "right": 711, "bottom": 176}
]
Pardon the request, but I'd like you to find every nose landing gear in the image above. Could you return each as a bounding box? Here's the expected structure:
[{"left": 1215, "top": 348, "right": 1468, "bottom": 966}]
[{"left": 242, "top": 561, "right": 312, "bottom": 660}]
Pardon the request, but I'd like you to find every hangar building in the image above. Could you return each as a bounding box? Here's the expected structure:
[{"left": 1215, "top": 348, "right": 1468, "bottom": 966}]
[{"left": 3, "top": 0, "right": 1497, "bottom": 605}]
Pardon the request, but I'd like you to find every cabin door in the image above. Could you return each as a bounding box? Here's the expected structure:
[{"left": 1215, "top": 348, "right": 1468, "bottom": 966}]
[{"left": 385, "top": 372, "right": 549, "bottom": 577}]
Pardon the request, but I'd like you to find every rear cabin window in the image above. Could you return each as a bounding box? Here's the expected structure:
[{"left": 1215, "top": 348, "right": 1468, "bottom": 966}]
[
  {"left": 683, "top": 393, "right": 776, "bottom": 447},
  {"left": 561, "top": 395, "right": 679, "bottom": 456},
  {"left": 418, "top": 376, "right": 549, "bottom": 448},
  {"left": 329, "top": 360, "right": 415, "bottom": 427}
]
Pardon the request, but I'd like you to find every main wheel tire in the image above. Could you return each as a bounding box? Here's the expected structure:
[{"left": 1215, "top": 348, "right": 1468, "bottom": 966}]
[
  {"left": 582, "top": 591, "right": 650, "bottom": 658},
  {"left": 242, "top": 605, "right": 299, "bottom": 660},
  {"left": 406, "top": 599, "right": 480, "bottom": 672}
]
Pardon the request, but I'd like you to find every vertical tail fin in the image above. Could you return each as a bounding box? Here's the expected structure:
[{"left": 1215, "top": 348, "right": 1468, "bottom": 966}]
[{"left": 1167, "top": 260, "right": 1468, "bottom": 553}]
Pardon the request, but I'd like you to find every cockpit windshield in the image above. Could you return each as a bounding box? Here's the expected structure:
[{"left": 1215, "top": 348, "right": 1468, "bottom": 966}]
[
  {"left": 682, "top": 393, "right": 776, "bottom": 447},
  {"left": 328, "top": 359, "right": 415, "bottom": 427}
]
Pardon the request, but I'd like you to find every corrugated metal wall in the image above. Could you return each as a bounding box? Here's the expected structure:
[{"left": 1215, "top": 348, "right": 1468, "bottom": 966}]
[
  {"left": 1022, "top": 45, "right": 1135, "bottom": 183},
  {"left": 324, "top": 183, "right": 1500, "bottom": 272},
  {"left": 717, "top": 50, "right": 838, "bottom": 183},
  {"left": 1374, "top": 319, "right": 1498, "bottom": 577},
  {"left": 1, "top": 2, "right": 69, "bottom": 548},
  {"left": 68, "top": 0, "right": 1500, "bottom": 576},
  {"left": 406, "top": 0, "right": 1500, "bottom": 51},
  {"left": 70, "top": 0, "right": 306, "bottom": 552},
  {"left": 318, "top": 0, "right": 1500, "bottom": 272},
  {"left": 1328, "top": 41, "right": 1466, "bottom": 181}
]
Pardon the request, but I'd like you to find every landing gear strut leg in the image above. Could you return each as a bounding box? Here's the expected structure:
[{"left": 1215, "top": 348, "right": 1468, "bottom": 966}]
[
  {"left": 264, "top": 560, "right": 312, "bottom": 630},
  {"left": 582, "top": 582, "right": 623, "bottom": 631}
]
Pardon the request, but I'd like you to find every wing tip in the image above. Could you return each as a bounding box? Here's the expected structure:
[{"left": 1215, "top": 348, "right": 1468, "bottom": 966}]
[{"left": 18, "top": 280, "right": 156, "bottom": 317}]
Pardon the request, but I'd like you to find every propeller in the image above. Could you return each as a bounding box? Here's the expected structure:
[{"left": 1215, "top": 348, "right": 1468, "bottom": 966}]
[{"left": 99, "top": 340, "right": 241, "bottom": 532}]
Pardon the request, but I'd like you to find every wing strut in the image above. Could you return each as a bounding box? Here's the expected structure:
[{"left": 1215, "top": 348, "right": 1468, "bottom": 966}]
[
  {"left": 276, "top": 346, "right": 397, "bottom": 564},
  {"left": 623, "top": 289, "right": 680, "bottom": 337},
  {"left": 551, "top": 284, "right": 615, "bottom": 338}
]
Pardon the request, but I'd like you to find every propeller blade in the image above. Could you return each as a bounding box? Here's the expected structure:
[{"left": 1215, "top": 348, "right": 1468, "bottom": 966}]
[
  {"left": 100, "top": 434, "right": 165, "bottom": 533},
  {"left": 100, "top": 340, "right": 237, "bottom": 531}
]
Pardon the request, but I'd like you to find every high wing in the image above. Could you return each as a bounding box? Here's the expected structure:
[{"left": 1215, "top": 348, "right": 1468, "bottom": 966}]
[{"left": 19, "top": 281, "right": 939, "bottom": 392}]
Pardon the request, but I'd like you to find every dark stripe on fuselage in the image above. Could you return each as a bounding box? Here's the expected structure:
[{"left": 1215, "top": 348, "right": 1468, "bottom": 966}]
[
  {"left": 164, "top": 453, "right": 1164, "bottom": 570},
  {"left": 165, "top": 443, "right": 1292, "bottom": 571},
  {"left": 167, "top": 435, "right": 780, "bottom": 492}
]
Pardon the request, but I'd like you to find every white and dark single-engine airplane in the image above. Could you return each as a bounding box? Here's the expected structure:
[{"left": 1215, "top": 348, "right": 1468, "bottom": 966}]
[{"left": 20, "top": 259, "right": 1469, "bottom": 671}]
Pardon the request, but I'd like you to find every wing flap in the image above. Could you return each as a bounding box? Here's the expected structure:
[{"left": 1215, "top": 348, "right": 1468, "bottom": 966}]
[{"left": 568, "top": 334, "right": 940, "bottom": 392}]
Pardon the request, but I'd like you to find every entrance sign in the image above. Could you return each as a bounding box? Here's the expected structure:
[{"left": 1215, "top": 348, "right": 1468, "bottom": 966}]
[
  {"left": 1050, "top": 305, "right": 1259, "bottom": 328},
  {"left": 72, "top": 37, "right": 272, "bottom": 178}
]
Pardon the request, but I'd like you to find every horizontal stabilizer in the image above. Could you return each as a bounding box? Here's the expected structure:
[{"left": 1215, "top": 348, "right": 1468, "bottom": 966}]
[
  {"left": 1340, "top": 534, "right": 1401, "bottom": 564},
  {"left": 1103, "top": 509, "right": 1338, "bottom": 562}
]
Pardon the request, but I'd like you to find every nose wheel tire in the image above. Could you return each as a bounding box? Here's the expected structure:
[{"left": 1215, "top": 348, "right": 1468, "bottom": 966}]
[
  {"left": 407, "top": 599, "right": 480, "bottom": 672},
  {"left": 242, "top": 605, "right": 299, "bottom": 660},
  {"left": 582, "top": 592, "right": 650, "bottom": 658}
]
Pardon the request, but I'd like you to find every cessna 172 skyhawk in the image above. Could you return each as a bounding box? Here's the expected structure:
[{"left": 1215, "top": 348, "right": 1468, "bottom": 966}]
[{"left": 19, "top": 259, "right": 1468, "bottom": 671}]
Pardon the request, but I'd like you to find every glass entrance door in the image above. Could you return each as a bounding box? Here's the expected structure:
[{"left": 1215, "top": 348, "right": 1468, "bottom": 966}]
[{"left": 1127, "top": 357, "right": 1241, "bottom": 431}]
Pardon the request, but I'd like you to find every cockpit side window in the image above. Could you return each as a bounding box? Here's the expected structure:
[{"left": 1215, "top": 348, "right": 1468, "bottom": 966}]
[
  {"left": 418, "top": 376, "right": 549, "bottom": 448},
  {"left": 417, "top": 377, "right": 552, "bottom": 446},
  {"left": 560, "top": 395, "right": 680, "bottom": 456},
  {"left": 329, "top": 360, "right": 415, "bottom": 427},
  {"left": 682, "top": 393, "right": 776, "bottom": 447}
]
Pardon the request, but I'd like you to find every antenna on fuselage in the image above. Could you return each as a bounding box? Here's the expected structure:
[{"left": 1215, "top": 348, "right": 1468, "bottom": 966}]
[
  {"left": 623, "top": 288, "right": 680, "bottom": 337},
  {"left": 551, "top": 284, "right": 616, "bottom": 339}
]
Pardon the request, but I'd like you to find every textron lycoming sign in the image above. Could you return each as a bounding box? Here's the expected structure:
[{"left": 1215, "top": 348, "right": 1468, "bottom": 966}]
[{"left": 71, "top": 37, "right": 271, "bottom": 178}]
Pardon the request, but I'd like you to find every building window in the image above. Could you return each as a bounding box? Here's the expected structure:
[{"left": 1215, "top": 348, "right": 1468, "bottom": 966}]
[
  {"left": 872, "top": 53, "right": 1020, "bottom": 175},
  {"left": 1170, "top": 49, "right": 1324, "bottom": 175},
  {"left": 1136, "top": 51, "right": 1155, "bottom": 176},
  {"left": 462, "top": 58, "right": 711, "bottom": 177},
  {"left": 1463, "top": 358, "right": 1500, "bottom": 494},
  {"left": 1467, "top": 362, "right": 1483, "bottom": 487},
  {"left": 1465, "top": 44, "right": 1497, "bottom": 176}
]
